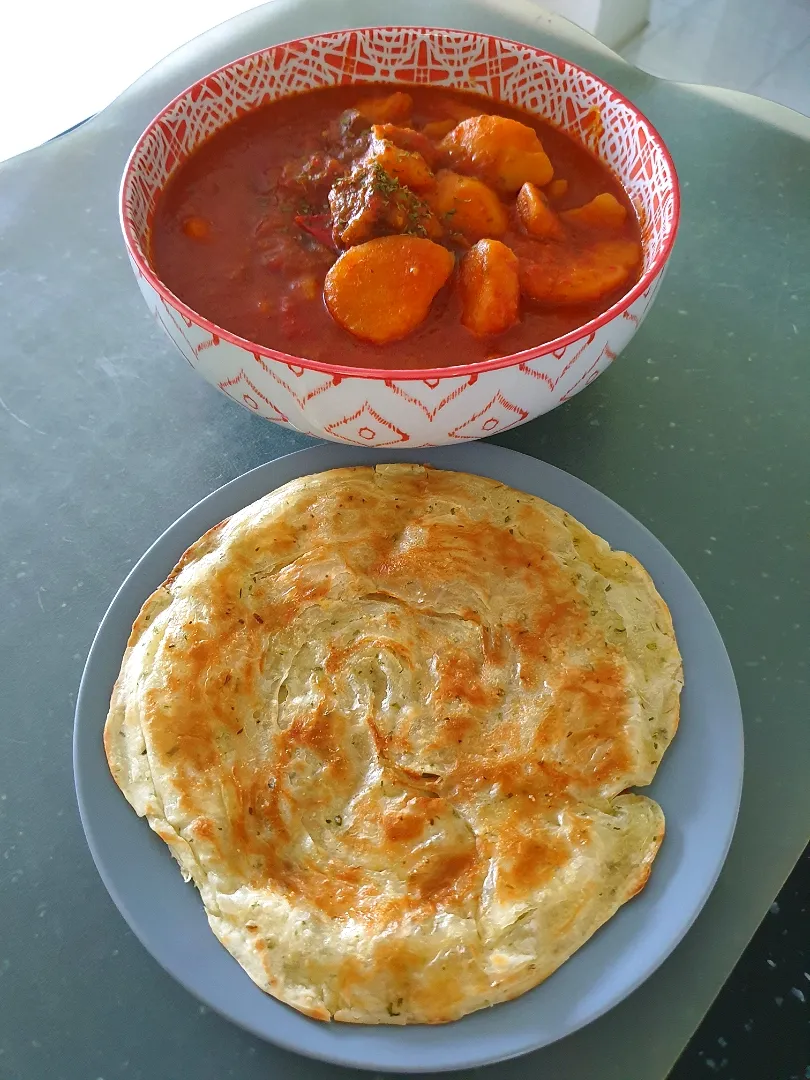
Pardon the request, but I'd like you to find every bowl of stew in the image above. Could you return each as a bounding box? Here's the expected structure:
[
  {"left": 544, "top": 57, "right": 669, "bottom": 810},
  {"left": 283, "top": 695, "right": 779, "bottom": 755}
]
[{"left": 121, "top": 27, "right": 679, "bottom": 446}]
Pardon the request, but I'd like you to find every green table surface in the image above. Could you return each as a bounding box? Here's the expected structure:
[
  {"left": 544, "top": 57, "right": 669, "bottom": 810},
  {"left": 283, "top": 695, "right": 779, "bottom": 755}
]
[{"left": 0, "top": 1, "right": 807, "bottom": 1077}]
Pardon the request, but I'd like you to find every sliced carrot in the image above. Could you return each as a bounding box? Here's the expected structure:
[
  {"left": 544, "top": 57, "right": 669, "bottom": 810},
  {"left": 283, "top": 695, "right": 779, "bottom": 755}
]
[
  {"left": 324, "top": 235, "right": 455, "bottom": 344},
  {"left": 459, "top": 239, "right": 520, "bottom": 337}
]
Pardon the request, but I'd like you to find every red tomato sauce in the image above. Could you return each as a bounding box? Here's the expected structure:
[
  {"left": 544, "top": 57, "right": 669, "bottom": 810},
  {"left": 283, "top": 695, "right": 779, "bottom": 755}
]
[{"left": 150, "top": 84, "right": 641, "bottom": 370}]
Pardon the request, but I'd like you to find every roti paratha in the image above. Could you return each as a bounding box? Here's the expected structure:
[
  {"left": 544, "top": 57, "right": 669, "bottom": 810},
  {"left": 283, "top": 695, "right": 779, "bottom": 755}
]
[{"left": 105, "top": 464, "right": 682, "bottom": 1024}]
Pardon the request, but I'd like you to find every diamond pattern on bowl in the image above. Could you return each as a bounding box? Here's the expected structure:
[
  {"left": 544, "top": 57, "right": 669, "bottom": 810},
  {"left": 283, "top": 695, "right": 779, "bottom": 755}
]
[
  {"left": 384, "top": 375, "right": 479, "bottom": 420},
  {"left": 325, "top": 403, "right": 411, "bottom": 446},
  {"left": 217, "top": 370, "right": 289, "bottom": 423},
  {"left": 449, "top": 391, "right": 529, "bottom": 439}
]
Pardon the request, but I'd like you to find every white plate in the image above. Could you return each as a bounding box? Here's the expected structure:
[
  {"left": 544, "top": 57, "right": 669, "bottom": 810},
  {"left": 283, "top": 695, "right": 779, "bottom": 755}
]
[{"left": 74, "top": 443, "right": 743, "bottom": 1073}]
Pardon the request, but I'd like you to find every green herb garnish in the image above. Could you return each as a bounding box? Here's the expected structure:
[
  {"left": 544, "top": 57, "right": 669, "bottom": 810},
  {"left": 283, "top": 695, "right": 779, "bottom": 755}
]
[{"left": 371, "top": 163, "right": 401, "bottom": 198}]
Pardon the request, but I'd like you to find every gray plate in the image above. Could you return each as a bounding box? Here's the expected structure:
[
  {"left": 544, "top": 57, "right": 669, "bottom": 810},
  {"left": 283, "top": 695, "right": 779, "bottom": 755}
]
[{"left": 74, "top": 442, "right": 743, "bottom": 1074}]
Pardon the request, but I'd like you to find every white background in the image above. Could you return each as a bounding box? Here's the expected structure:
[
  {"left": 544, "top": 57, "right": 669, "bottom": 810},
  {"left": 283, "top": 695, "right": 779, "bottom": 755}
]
[{"left": 2, "top": 0, "right": 809, "bottom": 163}]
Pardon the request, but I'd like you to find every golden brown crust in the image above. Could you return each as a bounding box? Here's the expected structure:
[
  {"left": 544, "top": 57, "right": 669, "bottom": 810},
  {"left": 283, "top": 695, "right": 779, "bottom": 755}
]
[{"left": 105, "top": 465, "right": 682, "bottom": 1024}]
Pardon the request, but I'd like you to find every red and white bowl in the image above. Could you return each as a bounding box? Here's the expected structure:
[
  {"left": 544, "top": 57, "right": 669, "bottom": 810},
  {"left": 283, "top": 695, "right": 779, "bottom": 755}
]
[{"left": 121, "top": 27, "right": 679, "bottom": 448}]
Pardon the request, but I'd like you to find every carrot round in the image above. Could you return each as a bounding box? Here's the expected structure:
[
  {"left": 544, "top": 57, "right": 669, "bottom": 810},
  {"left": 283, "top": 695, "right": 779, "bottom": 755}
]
[{"left": 324, "top": 235, "right": 455, "bottom": 344}]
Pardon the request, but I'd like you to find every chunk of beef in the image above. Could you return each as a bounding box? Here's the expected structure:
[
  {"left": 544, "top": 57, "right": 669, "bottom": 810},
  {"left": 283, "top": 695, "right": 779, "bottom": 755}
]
[
  {"left": 328, "top": 163, "right": 443, "bottom": 248},
  {"left": 280, "top": 153, "right": 345, "bottom": 196}
]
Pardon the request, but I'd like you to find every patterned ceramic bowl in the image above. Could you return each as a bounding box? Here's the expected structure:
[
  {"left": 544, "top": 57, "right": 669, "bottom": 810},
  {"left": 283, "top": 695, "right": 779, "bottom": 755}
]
[{"left": 121, "top": 27, "right": 679, "bottom": 447}]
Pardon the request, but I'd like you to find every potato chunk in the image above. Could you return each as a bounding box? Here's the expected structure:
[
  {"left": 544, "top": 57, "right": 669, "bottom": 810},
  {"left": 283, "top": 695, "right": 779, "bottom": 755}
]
[
  {"left": 422, "top": 119, "right": 456, "bottom": 140},
  {"left": 362, "top": 136, "right": 435, "bottom": 193},
  {"left": 354, "top": 92, "right": 413, "bottom": 124},
  {"left": 459, "top": 239, "right": 520, "bottom": 337},
  {"left": 439, "top": 115, "right": 553, "bottom": 193},
  {"left": 516, "top": 182, "right": 563, "bottom": 240},
  {"left": 324, "top": 236, "right": 454, "bottom": 344},
  {"left": 519, "top": 239, "right": 641, "bottom": 305},
  {"left": 436, "top": 98, "right": 483, "bottom": 123},
  {"left": 371, "top": 124, "right": 439, "bottom": 168},
  {"left": 429, "top": 170, "right": 507, "bottom": 240},
  {"left": 561, "top": 192, "right": 628, "bottom": 231}
]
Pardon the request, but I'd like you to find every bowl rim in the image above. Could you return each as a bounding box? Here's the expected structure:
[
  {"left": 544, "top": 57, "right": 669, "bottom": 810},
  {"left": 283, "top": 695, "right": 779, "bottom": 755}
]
[{"left": 120, "top": 25, "right": 681, "bottom": 383}]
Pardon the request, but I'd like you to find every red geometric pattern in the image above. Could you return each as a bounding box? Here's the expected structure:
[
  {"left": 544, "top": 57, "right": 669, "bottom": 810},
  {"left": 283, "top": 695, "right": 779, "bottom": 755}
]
[
  {"left": 325, "top": 403, "right": 410, "bottom": 446},
  {"left": 560, "top": 344, "right": 615, "bottom": 402},
  {"left": 218, "top": 371, "right": 289, "bottom": 423},
  {"left": 449, "top": 392, "right": 529, "bottom": 439},
  {"left": 518, "top": 332, "right": 596, "bottom": 393},
  {"left": 121, "top": 28, "right": 678, "bottom": 447},
  {"left": 384, "top": 375, "right": 479, "bottom": 420},
  {"left": 252, "top": 353, "right": 342, "bottom": 409}
]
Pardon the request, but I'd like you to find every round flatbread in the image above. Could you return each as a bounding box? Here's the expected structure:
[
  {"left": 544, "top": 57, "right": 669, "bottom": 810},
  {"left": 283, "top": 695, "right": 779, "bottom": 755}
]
[{"left": 105, "top": 464, "right": 682, "bottom": 1024}]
